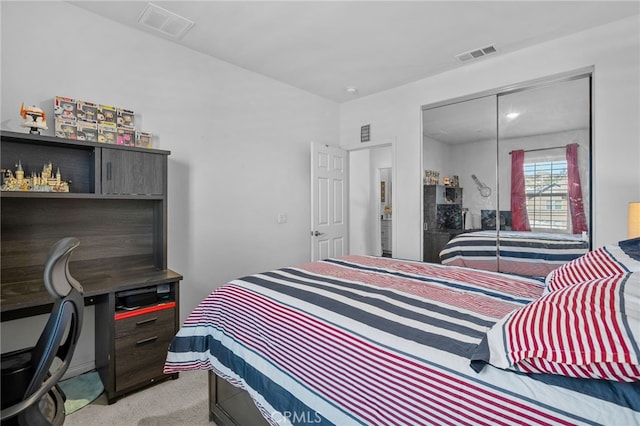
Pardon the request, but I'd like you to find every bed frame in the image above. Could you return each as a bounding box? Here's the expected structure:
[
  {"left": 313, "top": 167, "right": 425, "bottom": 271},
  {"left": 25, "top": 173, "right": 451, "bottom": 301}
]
[{"left": 208, "top": 371, "right": 268, "bottom": 426}]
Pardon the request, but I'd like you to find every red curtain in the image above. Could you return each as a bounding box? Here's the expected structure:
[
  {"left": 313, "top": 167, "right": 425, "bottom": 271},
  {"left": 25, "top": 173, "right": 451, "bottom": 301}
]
[
  {"left": 566, "top": 143, "right": 588, "bottom": 234},
  {"left": 511, "top": 150, "right": 531, "bottom": 231}
]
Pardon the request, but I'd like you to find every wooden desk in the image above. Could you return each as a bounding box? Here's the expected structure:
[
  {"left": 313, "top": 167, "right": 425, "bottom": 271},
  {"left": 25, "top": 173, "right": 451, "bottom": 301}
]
[
  {"left": 1, "top": 267, "right": 182, "bottom": 321},
  {"left": 1, "top": 130, "right": 182, "bottom": 403}
]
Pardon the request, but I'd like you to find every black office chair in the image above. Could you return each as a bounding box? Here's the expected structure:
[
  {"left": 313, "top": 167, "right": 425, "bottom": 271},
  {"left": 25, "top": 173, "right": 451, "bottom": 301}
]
[{"left": 1, "top": 238, "right": 83, "bottom": 426}]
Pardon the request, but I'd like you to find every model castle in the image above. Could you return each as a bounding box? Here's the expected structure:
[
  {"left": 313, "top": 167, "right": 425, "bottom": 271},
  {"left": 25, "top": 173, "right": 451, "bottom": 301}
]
[{"left": 1, "top": 161, "right": 69, "bottom": 192}]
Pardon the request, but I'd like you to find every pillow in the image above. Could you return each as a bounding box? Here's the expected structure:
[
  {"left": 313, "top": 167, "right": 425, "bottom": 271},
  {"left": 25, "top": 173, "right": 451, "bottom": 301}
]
[
  {"left": 544, "top": 237, "right": 640, "bottom": 294},
  {"left": 471, "top": 272, "right": 640, "bottom": 382}
]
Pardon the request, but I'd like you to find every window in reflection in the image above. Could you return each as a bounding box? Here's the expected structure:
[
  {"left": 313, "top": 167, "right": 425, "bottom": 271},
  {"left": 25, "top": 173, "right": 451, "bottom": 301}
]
[{"left": 525, "top": 160, "right": 570, "bottom": 231}]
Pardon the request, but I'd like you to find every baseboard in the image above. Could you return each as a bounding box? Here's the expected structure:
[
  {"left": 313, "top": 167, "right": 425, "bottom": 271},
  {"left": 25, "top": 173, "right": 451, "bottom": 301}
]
[{"left": 63, "top": 361, "right": 96, "bottom": 380}]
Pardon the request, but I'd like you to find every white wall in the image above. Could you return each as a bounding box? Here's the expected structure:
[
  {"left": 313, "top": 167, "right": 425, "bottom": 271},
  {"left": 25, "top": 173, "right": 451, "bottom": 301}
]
[
  {"left": 1, "top": 1, "right": 339, "bottom": 375},
  {"left": 349, "top": 149, "right": 372, "bottom": 255},
  {"left": 342, "top": 16, "right": 640, "bottom": 260},
  {"left": 450, "top": 139, "right": 497, "bottom": 222}
]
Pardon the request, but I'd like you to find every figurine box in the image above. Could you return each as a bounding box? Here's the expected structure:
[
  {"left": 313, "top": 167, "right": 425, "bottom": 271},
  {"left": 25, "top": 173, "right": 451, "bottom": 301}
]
[
  {"left": 116, "top": 108, "right": 135, "bottom": 129},
  {"left": 77, "top": 120, "right": 98, "bottom": 143},
  {"left": 55, "top": 118, "right": 77, "bottom": 139},
  {"left": 97, "top": 122, "right": 117, "bottom": 144},
  {"left": 136, "top": 131, "right": 153, "bottom": 148},
  {"left": 97, "top": 104, "right": 117, "bottom": 124},
  {"left": 117, "top": 126, "right": 135, "bottom": 147},
  {"left": 77, "top": 100, "right": 98, "bottom": 122},
  {"left": 54, "top": 96, "right": 77, "bottom": 121}
]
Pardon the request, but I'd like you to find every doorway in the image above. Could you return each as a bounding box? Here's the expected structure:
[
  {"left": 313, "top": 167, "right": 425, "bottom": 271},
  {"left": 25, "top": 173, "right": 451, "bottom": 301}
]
[
  {"left": 348, "top": 145, "right": 393, "bottom": 257},
  {"left": 379, "top": 167, "right": 392, "bottom": 257}
]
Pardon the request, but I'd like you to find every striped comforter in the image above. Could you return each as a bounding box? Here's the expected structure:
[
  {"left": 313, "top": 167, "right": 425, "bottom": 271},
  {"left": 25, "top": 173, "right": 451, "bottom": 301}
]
[
  {"left": 439, "top": 231, "right": 589, "bottom": 277},
  {"left": 164, "top": 255, "right": 639, "bottom": 425}
]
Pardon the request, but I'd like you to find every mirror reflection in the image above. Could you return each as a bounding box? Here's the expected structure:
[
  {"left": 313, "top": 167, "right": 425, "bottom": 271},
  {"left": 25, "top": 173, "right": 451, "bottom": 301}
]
[
  {"left": 422, "top": 74, "right": 591, "bottom": 278},
  {"left": 422, "top": 96, "right": 497, "bottom": 267}
]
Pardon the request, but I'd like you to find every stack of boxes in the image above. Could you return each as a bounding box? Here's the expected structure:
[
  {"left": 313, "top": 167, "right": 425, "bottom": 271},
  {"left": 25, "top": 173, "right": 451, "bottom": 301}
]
[
  {"left": 54, "top": 96, "right": 153, "bottom": 148},
  {"left": 54, "top": 97, "right": 78, "bottom": 140},
  {"left": 77, "top": 100, "right": 98, "bottom": 142},
  {"left": 97, "top": 103, "right": 117, "bottom": 144},
  {"left": 115, "top": 107, "right": 134, "bottom": 146}
]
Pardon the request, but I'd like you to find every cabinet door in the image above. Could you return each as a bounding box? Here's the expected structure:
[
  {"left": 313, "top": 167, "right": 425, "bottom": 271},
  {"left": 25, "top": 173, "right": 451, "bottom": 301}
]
[
  {"left": 423, "top": 232, "right": 451, "bottom": 263},
  {"left": 102, "top": 149, "right": 164, "bottom": 195}
]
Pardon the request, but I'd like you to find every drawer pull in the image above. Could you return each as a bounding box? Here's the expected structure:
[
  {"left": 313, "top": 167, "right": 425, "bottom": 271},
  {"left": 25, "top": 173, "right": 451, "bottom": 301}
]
[
  {"left": 136, "top": 336, "right": 158, "bottom": 345},
  {"left": 136, "top": 317, "right": 158, "bottom": 326}
]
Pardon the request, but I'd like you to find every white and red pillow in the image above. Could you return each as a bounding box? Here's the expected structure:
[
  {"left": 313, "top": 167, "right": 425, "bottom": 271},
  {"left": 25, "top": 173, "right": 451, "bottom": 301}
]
[
  {"left": 544, "top": 238, "right": 640, "bottom": 294},
  {"left": 472, "top": 272, "right": 640, "bottom": 382}
]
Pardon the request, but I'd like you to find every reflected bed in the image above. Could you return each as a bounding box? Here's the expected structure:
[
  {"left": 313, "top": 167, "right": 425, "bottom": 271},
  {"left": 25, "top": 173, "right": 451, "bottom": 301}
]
[{"left": 439, "top": 230, "right": 589, "bottom": 277}]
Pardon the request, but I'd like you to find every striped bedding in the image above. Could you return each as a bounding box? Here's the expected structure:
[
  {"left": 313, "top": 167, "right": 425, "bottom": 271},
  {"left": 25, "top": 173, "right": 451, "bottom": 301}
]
[
  {"left": 164, "top": 255, "right": 639, "bottom": 425},
  {"left": 439, "top": 230, "right": 589, "bottom": 277}
]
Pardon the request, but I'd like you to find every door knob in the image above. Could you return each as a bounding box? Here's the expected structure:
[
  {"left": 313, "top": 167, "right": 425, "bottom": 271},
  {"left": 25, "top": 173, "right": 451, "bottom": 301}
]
[{"left": 312, "top": 230, "right": 324, "bottom": 237}]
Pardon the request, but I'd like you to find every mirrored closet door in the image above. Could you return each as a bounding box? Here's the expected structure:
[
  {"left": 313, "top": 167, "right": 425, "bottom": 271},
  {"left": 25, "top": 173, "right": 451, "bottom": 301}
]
[
  {"left": 422, "top": 95, "right": 498, "bottom": 269},
  {"left": 422, "top": 72, "right": 592, "bottom": 277}
]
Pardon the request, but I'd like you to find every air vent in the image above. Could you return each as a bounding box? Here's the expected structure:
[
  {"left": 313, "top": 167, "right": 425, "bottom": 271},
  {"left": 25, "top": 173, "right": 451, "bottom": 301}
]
[
  {"left": 137, "top": 2, "right": 194, "bottom": 39},
  {"left": 456, "top": 44, "right": 497, "bottom": 62}
]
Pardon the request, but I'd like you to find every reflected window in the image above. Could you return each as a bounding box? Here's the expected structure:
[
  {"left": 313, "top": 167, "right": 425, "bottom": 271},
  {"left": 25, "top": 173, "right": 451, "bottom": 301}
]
[{"left": 524, "top": 159, "right": 569, "bottom": 231}]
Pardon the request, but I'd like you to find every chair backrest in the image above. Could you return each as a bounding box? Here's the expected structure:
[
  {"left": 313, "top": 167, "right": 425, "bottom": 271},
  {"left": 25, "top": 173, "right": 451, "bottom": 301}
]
[
  {"left": 44, "top": 237, "right": 83, "bottom": 299},
  {"left": 1, "top": 237, "right": 84, "bottom": 422}
]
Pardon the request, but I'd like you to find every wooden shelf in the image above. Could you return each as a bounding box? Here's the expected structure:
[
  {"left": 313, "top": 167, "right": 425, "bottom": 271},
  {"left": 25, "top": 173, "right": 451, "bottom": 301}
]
[
  {"left": 0, "top": 130, "right": 170, "bottom": 155},
  {"left": 0, "top": 192, "right": 164, "bottom": 200}
]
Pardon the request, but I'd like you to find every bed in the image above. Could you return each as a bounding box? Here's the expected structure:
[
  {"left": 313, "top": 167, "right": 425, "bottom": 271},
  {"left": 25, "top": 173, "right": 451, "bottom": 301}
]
[
  {"left": 164, "top": 240, "right": 640, "bottom": 426},
  {"left": 439, "top": 230, "right": 590, "bottom": 277}
]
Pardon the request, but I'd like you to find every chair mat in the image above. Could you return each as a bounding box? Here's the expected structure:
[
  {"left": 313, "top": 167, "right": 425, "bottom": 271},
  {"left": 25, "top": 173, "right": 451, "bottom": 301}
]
[{"left": 58, "top": 371, "right": 104, "bottom": 414}]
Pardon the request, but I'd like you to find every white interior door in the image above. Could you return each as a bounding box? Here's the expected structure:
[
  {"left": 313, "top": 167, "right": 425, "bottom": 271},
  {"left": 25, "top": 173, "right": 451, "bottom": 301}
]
[{"left": 310, "top": 142, "right": 348, "bottom": 261}]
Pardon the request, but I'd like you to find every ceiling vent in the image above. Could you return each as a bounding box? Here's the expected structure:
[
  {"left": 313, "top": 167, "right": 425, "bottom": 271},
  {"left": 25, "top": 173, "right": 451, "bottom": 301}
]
[
  {"left": 137, "top": 2, "right": 194, "bottom": 39},
  {"left": 455, "top": 44, "right": 497, "bottom": 62}
]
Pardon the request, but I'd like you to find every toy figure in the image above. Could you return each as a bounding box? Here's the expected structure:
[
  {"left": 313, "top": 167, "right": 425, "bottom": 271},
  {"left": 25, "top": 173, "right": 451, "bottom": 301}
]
[{"left": 20, "top": 103, "right": 48, "bottom": 134}]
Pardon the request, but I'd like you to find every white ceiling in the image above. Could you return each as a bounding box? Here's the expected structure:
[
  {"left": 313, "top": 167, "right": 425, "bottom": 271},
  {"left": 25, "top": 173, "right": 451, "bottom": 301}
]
[
  {"left": 68, "top": 1, "right": 639, "bottom": 103},
  {"left": 423, "top": 76, "right": 591, "bottom": 144}
]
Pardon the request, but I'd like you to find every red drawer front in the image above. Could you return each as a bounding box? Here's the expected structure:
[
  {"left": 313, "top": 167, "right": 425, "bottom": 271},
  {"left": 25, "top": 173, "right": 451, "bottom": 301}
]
[{"left": 114, "top": 301, "right": 176, "bottom": 321}]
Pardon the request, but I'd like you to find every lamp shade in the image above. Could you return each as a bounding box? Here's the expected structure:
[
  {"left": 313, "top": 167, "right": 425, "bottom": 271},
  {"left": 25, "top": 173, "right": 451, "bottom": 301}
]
[{"left": 629, "top": 202, "right": 640, "bottom": 239}]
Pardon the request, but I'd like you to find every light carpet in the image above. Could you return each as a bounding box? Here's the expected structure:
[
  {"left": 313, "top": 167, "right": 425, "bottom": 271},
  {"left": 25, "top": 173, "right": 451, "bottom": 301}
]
[{"left": 64, "top": 370, "right": 213, "bottom": 425}]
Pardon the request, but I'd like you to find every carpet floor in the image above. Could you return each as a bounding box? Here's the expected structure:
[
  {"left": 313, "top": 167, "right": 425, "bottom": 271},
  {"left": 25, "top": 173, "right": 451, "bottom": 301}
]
[{"left": 64, "top": 370, "right": 214, "bottom": 426}]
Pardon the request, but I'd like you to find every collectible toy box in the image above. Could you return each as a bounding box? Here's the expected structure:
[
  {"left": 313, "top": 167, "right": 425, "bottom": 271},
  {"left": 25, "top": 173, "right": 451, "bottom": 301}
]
[
  {"left": 77, "top": 120, "right": 98, "bottom": 142},
  {"left": 54, "top": 96, "right": 77, "bottom": 121},
  {"left": 117, "top": 126, "right": 135, "bottom": 147},
  {"left": 117, "top": 108, "right": 135, "bottom": 129},
  {"left": 77, "top": 100, "right": 98, "bottom": 122},
  {"left": 55, "top": 118, "right": 77, "bottom": 139},
  {"left": 97, "top": 104, "right": 117, "bottom": 124},
  {"left": 97, "top": 122, "right": 117, "bottom": 144},
  {"left": 136, "top": 131, "right": 153, "bottom": 148}
]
